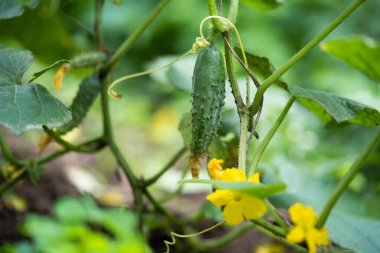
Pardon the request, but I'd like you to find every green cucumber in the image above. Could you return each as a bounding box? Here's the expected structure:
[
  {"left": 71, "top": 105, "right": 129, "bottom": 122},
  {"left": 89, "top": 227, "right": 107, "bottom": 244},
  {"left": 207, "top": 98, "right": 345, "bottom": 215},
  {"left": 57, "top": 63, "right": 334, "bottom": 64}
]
[
  {"left": 57, "top": 75, "right": 100, "bottom": 134},
  {"left": 190, "top": 44, "right": 226, "bottom": 177},
  {"left": 70, "top": 52, "right": 107, "bottom": 69}
]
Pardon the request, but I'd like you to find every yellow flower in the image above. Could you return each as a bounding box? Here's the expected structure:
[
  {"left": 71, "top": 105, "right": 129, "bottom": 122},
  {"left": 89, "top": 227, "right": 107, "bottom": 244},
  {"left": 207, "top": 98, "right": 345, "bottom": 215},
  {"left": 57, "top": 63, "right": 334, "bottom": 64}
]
[
  {"left": 208, "top": 158, "right": 224, "bottom": 180},
  {"left": 286, "top": 203, "right": 329, "bottom": 253},
  {"left": 206, "top": 162, "right": 267, "bottom": 226}
]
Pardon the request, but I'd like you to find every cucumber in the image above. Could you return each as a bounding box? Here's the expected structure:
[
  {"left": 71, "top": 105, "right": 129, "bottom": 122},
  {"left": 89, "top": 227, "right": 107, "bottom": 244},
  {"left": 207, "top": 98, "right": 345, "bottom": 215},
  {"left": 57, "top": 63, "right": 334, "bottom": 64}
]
[
  {"left": 190, "top": 44, "right": 226, "bottom": 177},
  {"left": 57, "top": 75, "right": 100, "bottom": 134},
  {"left": 70, "top": 52, "right": 107, "bottom": 69}
]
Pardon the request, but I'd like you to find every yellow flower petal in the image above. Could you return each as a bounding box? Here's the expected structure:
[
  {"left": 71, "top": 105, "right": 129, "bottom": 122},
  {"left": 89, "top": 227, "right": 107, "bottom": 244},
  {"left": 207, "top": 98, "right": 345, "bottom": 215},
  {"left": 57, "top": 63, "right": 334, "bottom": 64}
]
[
  {"left": 54, "top": 64, "right": 70, "bottom": 90},
  {"left": 240, "top": 194, "right": 267, "bottom": 220},
  {"left": 286, "top": 226, "right": 306, "bottom": 243},
  {"left": 220, "top": 168, "right": 246, "bottom": 182},
  {"left": 248, "top": 172, "right": 260, "bottom": 183},
  {"left": 223, "top": 200, "right": 244, "bottom": 225},
  {"left": 307, "top": 227, "right": 329, "bottom": 247},
  {"left": 289, "top": 203, "right": 317, "bottom": 227},
  {"left": 208, "top": 158, "right": 224, "bottom": 179},
  {"left": 206, "top": 190, "right": 234, "bottom": 206}
]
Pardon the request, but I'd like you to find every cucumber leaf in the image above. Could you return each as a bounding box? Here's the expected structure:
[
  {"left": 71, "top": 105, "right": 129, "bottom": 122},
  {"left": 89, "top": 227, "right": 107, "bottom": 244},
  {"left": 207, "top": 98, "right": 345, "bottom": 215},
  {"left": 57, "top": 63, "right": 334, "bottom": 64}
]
[
  {"left": 327, "top": 212, "right": 380, "bottom": 253},
  {"left": 0, "top": 0, "right": 40, "bottom": 20},
  {"left": 321, "top": 37, "right": 380, "bottom": 83},
  {"left": 234, "top": 47, "right": 380, "bottom": 127},
  {"left": 0, "top": 48, "right": 71, "bottom": 134},
  {"left": 288, "top": 85, "right": 380, "bottom": 127}
]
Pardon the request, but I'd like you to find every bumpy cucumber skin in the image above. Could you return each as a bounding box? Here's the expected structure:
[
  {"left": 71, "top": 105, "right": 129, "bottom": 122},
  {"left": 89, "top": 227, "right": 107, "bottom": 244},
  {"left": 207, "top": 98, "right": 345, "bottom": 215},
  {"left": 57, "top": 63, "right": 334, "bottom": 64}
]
[
  {"left": 57, "top": 75, "right": 100, "bottom": 134},
  {"left": 190, "top": 45, "right": 226, "bottom": 157}
]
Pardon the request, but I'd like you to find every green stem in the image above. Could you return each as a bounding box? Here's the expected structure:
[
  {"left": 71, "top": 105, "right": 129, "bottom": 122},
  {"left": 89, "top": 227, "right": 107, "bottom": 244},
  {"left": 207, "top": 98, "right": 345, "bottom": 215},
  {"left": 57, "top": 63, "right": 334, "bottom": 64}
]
[
  {"left": 254, "top": 224, "right": 307, "bottom": 253},
  {"left": 144, "top": 147, "right": 187, "bottom": 186},
  {"left": 0, "top": 169, "right": 25, "bottom": 195},
  {"left": 207, "top": 0, "right": 224, "bottom": 32},
  {"left": 228, "top": 0, "right": 239, "bottom": 24},
  {"left": 251, "top": 218, "right": 287, "bottom": 237},
  {"left": 238, "top": 113, "right": 248, "bottom": 172},
  {"left": 316, "top": 128, "right": 380, "bottom": 228},
  {"left": 224, "top": 33, "right": 245, "bottom": 115},
  {"left": 37, "top": 137, "right": 104, "bottom": 164},
  {"left": 249, "top": 96, "right": 295, "bottom": 176},
  {"left": 100, "top": 0, "right": 172, "bottom": 75},
  {"left": 43, "top": 126, "right": 105, "bottom": 153},
  {"left": 250, "top": 0, "right": 365, "bottom": 115},
  {"left": 0, "top": 130, "right": 24, "bottom": 167},
  {"left": 94, "top": 0, "right": 106, "bottom": 51},
  {"left": 201, "top": 222, "right": 254, "bottom": 251},
  {"left": 266, "top": 200, "right": 289, "bottom": 232}
]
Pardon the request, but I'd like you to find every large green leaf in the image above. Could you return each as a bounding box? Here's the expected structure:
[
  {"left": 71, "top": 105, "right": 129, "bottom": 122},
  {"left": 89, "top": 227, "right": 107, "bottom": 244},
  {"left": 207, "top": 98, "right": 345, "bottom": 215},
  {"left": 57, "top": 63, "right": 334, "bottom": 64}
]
[
  {"left": 240, "top": 0, "right": 283, "bottom": 11},
  {"left": 180, "top": 179, "right": 286, "bottom": 198},
  {"left": 288, "top": 85, "right": 380, "bottom": 127},
  {"left": 0, "top": 49, "right": 33, "bottom": 86},
  {"left": 235, "top": 47, "right": 380, "bottom": 127},
  {"left": 0, "top": 0, "right": 40, "bottom": 19},
  {"left": 0, "top": 48, "right": 71, "bottom": 134},
  {"left": 0, "top": 84, "right": 72, "bottom": 134},
  {"left": 327, "top": 212, "right": 380, "bottom": 253},
  {"left": 321, "top": 37, "right": 380, "bottom": 83}
]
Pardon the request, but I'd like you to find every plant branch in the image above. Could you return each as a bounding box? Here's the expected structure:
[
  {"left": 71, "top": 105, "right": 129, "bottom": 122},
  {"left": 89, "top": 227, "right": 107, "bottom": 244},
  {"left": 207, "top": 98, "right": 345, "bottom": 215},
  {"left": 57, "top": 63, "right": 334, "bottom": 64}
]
[
  {"left": 100, "top": 0, "right": 172, "bottom": 75},
  {"left": 223, "top": 33, "right": 245, "bottom": 115},
  {"left": 250, "top": 0, "right": 366, "bottom": 116},
  {"left": 207, "top": 0, "right": 224, "bottom": 32},
  {"left": 0, "top": 129, "right": 25, "bottom": 167},
  {"left": 228, "top": 0, "right": 239, "bottom": 24},
  {"left": 251, "top": 218, "right": 287, "bottom": 237},
  {"left": 0, "top": 169, "right": 25, "bottom": 195},
  {"left": 249, "top": 96, "right": 295, "bottom": 176},
  {"left": 316, "top": 128, "right": 380, "bottom": 228},
  {"left": 253, "top": 223, "right": 307, "bottom": 252},
  {"left": 266, "top": 200, "right": 289, "bottom": 232},
  {"left": 94, "top": 0, "right": 107, "bottom": 51},
  {"left": 144, "top": 147, "right": 187, "bottom": 186},
  {"left": 43, "top": 126, "right": 105, "bottom": 153}
]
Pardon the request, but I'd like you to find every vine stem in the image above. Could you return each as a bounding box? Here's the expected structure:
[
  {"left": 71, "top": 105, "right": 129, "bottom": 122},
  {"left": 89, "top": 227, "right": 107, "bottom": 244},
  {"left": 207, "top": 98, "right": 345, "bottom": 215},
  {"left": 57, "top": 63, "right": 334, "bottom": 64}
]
[
  {"left": 100, "top": 0, "right": 173, "bottom": 75},
  {"left": 266, "top": 200, "right": 289, "bottom": 232},
  {"left": 238, "top": 113, "right": 248, "bottom": 172},
  {"left": 207, "top": 0, "right": 224, "bottom": 32},
  {"left": 0, "top": 130, "right": 24, "bottom": 167},
  {"left": 316, "top": 128, "right": 380, "bottom": 228},
  {"left": 248, "top": 96, "right": 295, "bottom": 176},
  {"left": 228, "top": 0, "right": 239, "bottom": 24},
  {"left": 250, "top": 0, "right": 366, "bottom": 115},
  {"left": 94, "top": 0, "right": 106, "bottom": 51},
  {"left": 0, "top": 137, "right": 104, "bottom": 195}
]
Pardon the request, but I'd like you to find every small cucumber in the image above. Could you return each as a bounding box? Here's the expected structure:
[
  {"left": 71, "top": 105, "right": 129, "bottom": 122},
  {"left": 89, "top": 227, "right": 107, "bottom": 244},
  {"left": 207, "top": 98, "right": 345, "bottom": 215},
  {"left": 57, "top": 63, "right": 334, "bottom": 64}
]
[
  {"left": 70, "top": 52, "right": 107, "bottom": 69},
  {"left": 190, "top": 44, "right": 226, "bottom": 177},
  {"left": 57, "top": 75, "right": 100, "bottom": 134}
]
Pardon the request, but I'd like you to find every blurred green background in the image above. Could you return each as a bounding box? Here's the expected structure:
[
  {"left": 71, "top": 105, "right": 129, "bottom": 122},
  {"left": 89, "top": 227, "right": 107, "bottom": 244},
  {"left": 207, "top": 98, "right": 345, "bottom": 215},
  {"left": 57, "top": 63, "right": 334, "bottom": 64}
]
[{"left": 0, "top": 0, "right": 379, "bottom": 227}]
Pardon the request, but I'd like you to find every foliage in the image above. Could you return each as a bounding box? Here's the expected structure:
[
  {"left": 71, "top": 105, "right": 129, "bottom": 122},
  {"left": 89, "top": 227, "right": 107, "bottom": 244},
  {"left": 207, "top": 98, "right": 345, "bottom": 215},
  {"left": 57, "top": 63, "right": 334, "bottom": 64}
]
[
  {"left": 0, "top": 197, "right": 147, "bottom": 253},
  {"left": 0, "top": 0, "right": 379, "bottom": 253}
]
